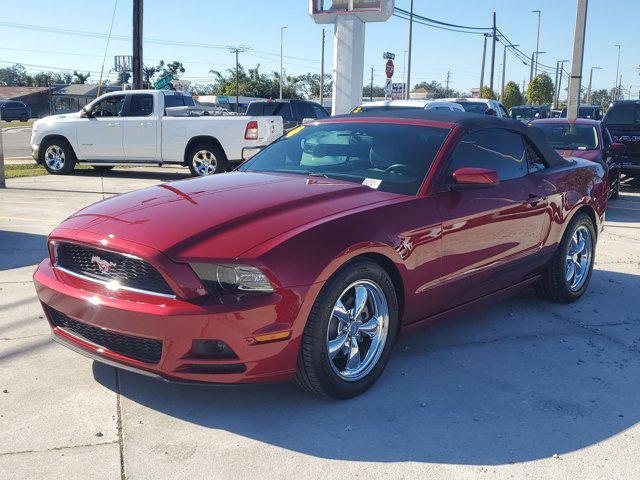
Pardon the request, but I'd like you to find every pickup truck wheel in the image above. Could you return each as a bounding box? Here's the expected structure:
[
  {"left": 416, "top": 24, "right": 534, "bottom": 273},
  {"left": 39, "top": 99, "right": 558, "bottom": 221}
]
[
  {"left": 188, "top": 144, "right": 227, "bottom": 176},
  {"left": 40, "top": 139, "right": 76, "bottom": 175}
]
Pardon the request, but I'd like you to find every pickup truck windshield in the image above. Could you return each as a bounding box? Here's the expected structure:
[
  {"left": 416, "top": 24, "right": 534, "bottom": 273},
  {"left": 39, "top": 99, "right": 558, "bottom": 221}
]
[
  {"left": 535, "top": 123, "right": 599, "bottom": 150},
  {"left": 239, "top": 122, "right": 449, "bottom": 195}
]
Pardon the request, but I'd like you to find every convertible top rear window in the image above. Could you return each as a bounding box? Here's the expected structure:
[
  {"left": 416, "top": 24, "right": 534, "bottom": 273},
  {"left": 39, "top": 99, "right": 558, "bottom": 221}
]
[{"left": 239, "top": 122, "right": 450, "bottom": 195}]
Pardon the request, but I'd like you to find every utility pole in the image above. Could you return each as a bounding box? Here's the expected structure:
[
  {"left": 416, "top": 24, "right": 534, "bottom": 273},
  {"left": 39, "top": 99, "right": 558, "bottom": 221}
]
[
  {"left": 567, "top": 0, "right": 588, "bottom": 120},
  {"left": 445, "top": 70, "right": 451, "bottom": 95},
  {"left": 587, "top": 66, "right": 601, "bottom": 105},
  {"left": 479, "top": 34, "right": 488, "bottom": 96},
  {"left": 280, "top": 26, "right": 287, "bottom": 99},
  {"left": 529, "top": 52, "right": 535, "bottom": 83},
  {"left": 132, "top": 0, "right": 143, "bottom": 90},
  {"left": 403, "top": 50, "right": 408, "bottom": 99},
  {"left": 320, "top": 28, "right": 325, "bottom": 107},
  {"left": 489, "top": 12, "right": 497, "bottom": 93},
  {"left": 556, "top": 61, "right": 569, "bottom": 107},
  {"left": 618, "top": 74, "right": 623, "bottom": 100},
  {"left": 613, "top": 44, "right": 621, "bottom": 101},
  {"left": 553, "top": 62, "right": 560, "bottom": 109},
  {"left": 532, "top": 10, "right": 541, "bottom": 77},
  {"left": 500, "top": 43, "right": 517, "bottom": 100},
  {"left": 406, "top": 0, "right": 414, "bottom": 101},
  {"left": 229, "top": 46, "right": 246, "bottom": 112},
  {"left": 0, "top": 110, "right": 5, "bottom": 188},
  {"left": 370, "top": 66, "right": 374, "bottom": 101}
]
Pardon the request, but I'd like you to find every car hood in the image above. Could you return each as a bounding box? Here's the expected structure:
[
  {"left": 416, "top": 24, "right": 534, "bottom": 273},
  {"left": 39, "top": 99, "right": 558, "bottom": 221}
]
[
  {"left": 556, "top": 148, "right": 601, "bottom": 162},
  {"left": 54, "top": 172, "right": 400, "bottom": 260}
]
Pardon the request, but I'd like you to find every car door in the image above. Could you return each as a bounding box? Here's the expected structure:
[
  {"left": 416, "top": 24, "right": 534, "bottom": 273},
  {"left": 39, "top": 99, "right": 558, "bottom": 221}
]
[
  {"left": 121, "top": 93, "right": 158, "bottom": 162},
  {"left": 4, "top": 101, "right": 19, "bottom": 120},
  {"left": 75, "top": 94, "right": 125, "bottom": 160},
  {"left": 434, "top": 128, "right": 550, "bottom": 305}
]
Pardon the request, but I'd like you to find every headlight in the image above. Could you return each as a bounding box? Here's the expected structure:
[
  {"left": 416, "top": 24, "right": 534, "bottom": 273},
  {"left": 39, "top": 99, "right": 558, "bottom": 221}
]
[{"left": 190, "top": 263, "right": 274, "bottom": 293}]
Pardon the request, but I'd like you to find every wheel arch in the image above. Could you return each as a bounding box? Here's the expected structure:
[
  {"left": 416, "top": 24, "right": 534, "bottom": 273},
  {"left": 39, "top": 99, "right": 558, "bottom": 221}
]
[
  {"left": 37, "top": 134, "right": 77, "bottom": 165},
  {"left": 567, "top": 203, "right": 600, "bottom": 240},
  {"left": 183, "top": 136, "right": 227, "bottom": 165}
]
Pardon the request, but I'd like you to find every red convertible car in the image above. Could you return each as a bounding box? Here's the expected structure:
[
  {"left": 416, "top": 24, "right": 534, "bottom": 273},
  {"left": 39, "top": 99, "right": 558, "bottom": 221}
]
[{"left": 34, "top": 111, "right": 607, "bottom": 398}]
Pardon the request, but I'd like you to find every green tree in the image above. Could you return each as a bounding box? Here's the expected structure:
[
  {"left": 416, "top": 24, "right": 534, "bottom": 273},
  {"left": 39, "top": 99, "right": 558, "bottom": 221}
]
[
  {"left": 362, "top": 84, "right": 387, "bottom": 98},
  {"left": 501, "top": 81, "right": 524, "bottom": 110},
  {"left": 481, "top": 86, "right": 497, "bottom": 100},
  {"left": 142, "top": 66, "right": 157, "bottom": 83},
  {"left": 413, "top": 80, "right": 462, "bottom": 99},
  {"left": 527, "top": 72, "right": 554, "bottom": 105},
  {"left": 156, "top": 60, "right": 185, "bottom": 79},
  {"left": 116, "top": 71, "right": 131, "bottom": 86},
  {"left": 72, "top": 71, "right": 90, "bottom": 84},
  {"left": 293, "top": 73, "right": 332, "bottom": 98},
  {"left": 0, "top": 64, "right": 29, "bottom": 86},
  {"left": 585, "top": 88, "right": 612, "bottom": 109}
]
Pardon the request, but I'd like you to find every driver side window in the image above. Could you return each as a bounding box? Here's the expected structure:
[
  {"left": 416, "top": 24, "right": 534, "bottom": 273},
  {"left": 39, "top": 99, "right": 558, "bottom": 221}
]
[
  {"left": 92, "top": 95, "right": 125, "bottom": 117},
  {"left": 447, "top": 129, "right": 527, "bottom": 181}
]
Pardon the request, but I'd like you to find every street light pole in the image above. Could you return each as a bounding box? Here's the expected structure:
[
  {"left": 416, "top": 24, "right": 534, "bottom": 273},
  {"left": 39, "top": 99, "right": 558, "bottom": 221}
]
[
  {"left": 532, "top": 10, "right": 541, "bottom": 77},
  {"left": 280, "top": 26, "right": 287, "bottom": 100},
  {"left": 556, "top": 60, "right": 569, "bottom": 107},
  {"left": 229, "top": 46, "right": 246, "bottom": 112},
  {"left": 320, "top": 28, "right": 325, "bottom": 107},
  {"left": 489, "top": 12, "right": 497, "bottom": 93},
  {"left": 500, "top": 42, "right": 519, "bottom": 101},
  {"left": 614, "top": 44, "right": 621, "bottom": 101},
  {"left": 587, "top": 66, "right": 601, "bottom": 105},
  {"left": 132, "top": 0, "right": 143, "bottom": 90},
  {"left": 567, "top": 0, "right": 588, "bottom": 121}
]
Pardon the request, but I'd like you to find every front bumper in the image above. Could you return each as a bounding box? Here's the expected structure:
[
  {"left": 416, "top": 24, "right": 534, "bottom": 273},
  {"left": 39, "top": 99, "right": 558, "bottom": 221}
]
[
  {"left": 31, "top": 143, "right": 39, "bottom": 162},
  {"left": 34, "top": 258, "right": 322, "bottom": 384}
]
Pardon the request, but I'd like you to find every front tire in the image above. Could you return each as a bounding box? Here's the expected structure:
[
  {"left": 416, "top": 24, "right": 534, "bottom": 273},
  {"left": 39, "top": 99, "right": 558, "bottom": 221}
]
[
  {"left": 187, "top": 143, "right": 227, "bottom": 176},
  {"left": 536, "top": 212, "right": 596, "bottom": 303},
  {"left": 40, "top": 138, "right": 76, "bottom": 175},
  {"left": 294, "top": 259, "right": 399, "bottom": 399}
]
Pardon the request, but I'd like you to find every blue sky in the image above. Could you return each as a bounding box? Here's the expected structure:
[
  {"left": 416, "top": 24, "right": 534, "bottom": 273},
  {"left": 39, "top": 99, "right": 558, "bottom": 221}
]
[{"left": 1, "top": 0, "right": 637, "bottom": 96}]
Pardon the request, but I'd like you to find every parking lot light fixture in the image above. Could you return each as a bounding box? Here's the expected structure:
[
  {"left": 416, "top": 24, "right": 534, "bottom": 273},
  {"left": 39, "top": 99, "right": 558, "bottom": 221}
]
[{"left": 587, "top": 66, "right": 602, "bottom": 105}]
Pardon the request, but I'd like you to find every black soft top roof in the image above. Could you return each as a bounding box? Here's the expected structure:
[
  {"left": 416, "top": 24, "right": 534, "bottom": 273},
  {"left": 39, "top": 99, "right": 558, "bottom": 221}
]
[{"left": 332, "top": 109, "right": 568, "bottom": 167}]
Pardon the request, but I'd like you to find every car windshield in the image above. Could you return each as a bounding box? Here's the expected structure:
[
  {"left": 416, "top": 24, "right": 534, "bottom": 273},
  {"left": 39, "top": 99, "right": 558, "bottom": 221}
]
[
  {"left": 603, "top": 103, "right": 640, "bottom": 124},
  {"left": 454, "top": 102, "right": 489, "bottom": 114},
  {"left": 238, "top": 122, "right": 450, "bottom": 195},
  {"left": 511, "top": 108, "right": 538, "bottom": 120},
  {"left": 535, "top": 123, "right": 599, "bottom": 150}
]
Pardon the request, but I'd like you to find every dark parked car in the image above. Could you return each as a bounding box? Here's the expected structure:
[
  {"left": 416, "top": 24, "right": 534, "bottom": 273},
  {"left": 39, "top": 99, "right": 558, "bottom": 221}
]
[
  {"left": 0, "top": 100, "right": 31, "bottom": 122},
  {"left": 560, "top": 105, "right": 603, "bottom": 120},
  {"left": 602, "top": 100, "right": 640, "bottom": 181},
  {"left": 510, "top": 105, "right": 548, "bottom": 122},
  {"left": 531, "top": 118, "right": 623, "bottom": 198},
  {"left": 246, "top": 99, "right": 329, "bottom": 132},
  {"left": 35, "top": 110, "right": 606, "bottom": 399}
]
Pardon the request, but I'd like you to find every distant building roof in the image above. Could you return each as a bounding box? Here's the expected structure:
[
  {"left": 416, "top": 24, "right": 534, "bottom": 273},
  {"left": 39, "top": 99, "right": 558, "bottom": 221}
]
[
  {"left": 52, "top": 84, "right": 122, "bottom": 96},
  {"left": 0, "top": 86, "right": 50, "bottom": 100}
]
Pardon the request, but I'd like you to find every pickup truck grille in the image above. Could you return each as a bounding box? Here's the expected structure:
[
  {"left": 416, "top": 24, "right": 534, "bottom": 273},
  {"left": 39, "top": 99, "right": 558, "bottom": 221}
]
[
  {"left": 55, "top": 242, "right": 174, "bottom": 297},
  {"left": 48, "top": 307, "right": 163, "bottom": 364}
]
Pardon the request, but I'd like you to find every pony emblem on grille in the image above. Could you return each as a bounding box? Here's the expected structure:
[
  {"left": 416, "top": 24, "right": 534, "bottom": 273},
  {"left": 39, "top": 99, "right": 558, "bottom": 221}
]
[{"left": 91, "top": 255, "right": 117, "bottom": 273}]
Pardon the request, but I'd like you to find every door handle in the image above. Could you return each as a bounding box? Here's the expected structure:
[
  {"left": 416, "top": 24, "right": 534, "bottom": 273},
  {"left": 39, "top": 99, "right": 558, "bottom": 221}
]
[
  {"left": 107, "top": 122, "right": 120, "bottom": 127},
  {"left": 139, "top": 122, "right": 152, "bottom": 126}
]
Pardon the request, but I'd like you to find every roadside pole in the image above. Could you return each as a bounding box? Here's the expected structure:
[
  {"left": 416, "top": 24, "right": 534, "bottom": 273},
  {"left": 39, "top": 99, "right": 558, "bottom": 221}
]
[
  {"left": 567, "top": 0, "right": 588, "bottom": 120},
  {"left": 479, "top": 34, "right": 487, "bottom": 96},
  {"left": 500, "top": 43, "right": 507, "bottom": 100},
  {"left": 0, "top": 111, "right": 5, "bottom": 189},
  {"left": 320, "top": 28, "right": 325, "bottom": 108},
  {"left": 405, "top": 0, "right": 414, "bottom": 101},
  {"left": 489, "top": 12, "right": 496, "bottom": 93},
  {"left": 132, "top": 0, "right": 143, "bottom": 90},
  {"left": 553, "top": 62, "right": 560, "bottom": 109}
]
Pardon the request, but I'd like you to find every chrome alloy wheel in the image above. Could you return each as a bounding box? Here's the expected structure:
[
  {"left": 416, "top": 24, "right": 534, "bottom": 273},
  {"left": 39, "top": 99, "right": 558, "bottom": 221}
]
[
  {"left": 192, "top": 150, "right": 218, "bottom": 176},
  {"left": 44, "top": 145, "right": 65, "bottom": 172},
  {"left": 565, "top": 225, "right": 593, "bottom": 292},
  {"left": 326, "top": 280, "right": 389, "bottom": 382}
]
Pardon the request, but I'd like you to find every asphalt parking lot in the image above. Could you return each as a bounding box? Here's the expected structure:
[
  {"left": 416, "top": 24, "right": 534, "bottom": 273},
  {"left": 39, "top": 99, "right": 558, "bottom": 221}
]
[{"left": 1, "top": 169, "right": 639, "bottom": 479}]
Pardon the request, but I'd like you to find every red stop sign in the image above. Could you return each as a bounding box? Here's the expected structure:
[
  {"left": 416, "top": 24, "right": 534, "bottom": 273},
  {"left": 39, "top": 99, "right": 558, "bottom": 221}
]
[{"left": 385, "top": 59, "right": 394, "bottom": 78}]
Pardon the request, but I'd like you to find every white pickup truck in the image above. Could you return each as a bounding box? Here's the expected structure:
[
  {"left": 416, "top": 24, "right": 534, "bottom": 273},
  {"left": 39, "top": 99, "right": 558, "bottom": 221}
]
[{"left": 30, "top": 90, "right": 283, "bottom": 176}]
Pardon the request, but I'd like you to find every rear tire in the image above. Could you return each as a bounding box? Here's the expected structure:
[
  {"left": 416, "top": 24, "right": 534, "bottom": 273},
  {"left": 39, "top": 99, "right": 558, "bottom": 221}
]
[
  {"left": 535, "top": 212, "right": 596, "bottom": 303},
  {"left": 294, "top": 259, "right": 399, "bottom": 399},
  {"left": 187, "top": 143, "right": 227, "bottom": 176},
  {"left": 20, "top": 114, "right": 28, "bottom": 122},
  {"left": 40, "top": 138, "right": 76, "bottom": 175}
]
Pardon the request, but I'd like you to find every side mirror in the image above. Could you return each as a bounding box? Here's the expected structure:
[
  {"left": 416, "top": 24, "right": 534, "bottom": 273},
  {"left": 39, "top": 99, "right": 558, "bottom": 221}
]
[
  {"left": 450, "top": 167, "right": 499, "bottom": 189},
  {"left": 610, "top": 142, "right": 626, "bottom": 154},
  {"left": 484, "top": 108, "right": 497, "bottom": 116},
  {"left": 80, "top": 107, "right": 93, "bottom": 118}
]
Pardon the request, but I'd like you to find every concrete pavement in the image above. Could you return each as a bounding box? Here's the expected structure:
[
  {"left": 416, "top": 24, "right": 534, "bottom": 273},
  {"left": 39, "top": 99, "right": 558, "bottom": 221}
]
[
  {"left": 1, "top": 169, "right": 639, "bottom": 480},
  {"left": 1, "top": 126, "right": 32, "bottom": 160}
]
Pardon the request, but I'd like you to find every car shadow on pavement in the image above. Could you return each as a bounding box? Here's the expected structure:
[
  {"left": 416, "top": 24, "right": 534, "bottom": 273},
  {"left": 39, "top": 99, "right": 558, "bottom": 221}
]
[
  {"left": 73, "top": 168, "right": 192, "bottom": 183},
  {"left": 0, "top": 230, "right": 47, "bottom": 271},
  {"left": 94, "top": 267, "right": 640, "bottom": 466}
]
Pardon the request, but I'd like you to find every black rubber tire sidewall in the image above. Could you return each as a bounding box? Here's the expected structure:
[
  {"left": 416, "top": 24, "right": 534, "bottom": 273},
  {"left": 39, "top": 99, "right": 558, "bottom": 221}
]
[
  {"left": 20, "top": 114, "right": 28, "bottom": 122},
  {"left": 536, "top": 212, "right": 596, "bottom": 303},
  {"left": 40, "top": 139, "right": 76, "bottom": 175},
  {"left": 294, "top": 260, "right": 399, "bottom": 399},
  {"left": 187, "top": 143, "right": 227, "bottom": 176}
]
